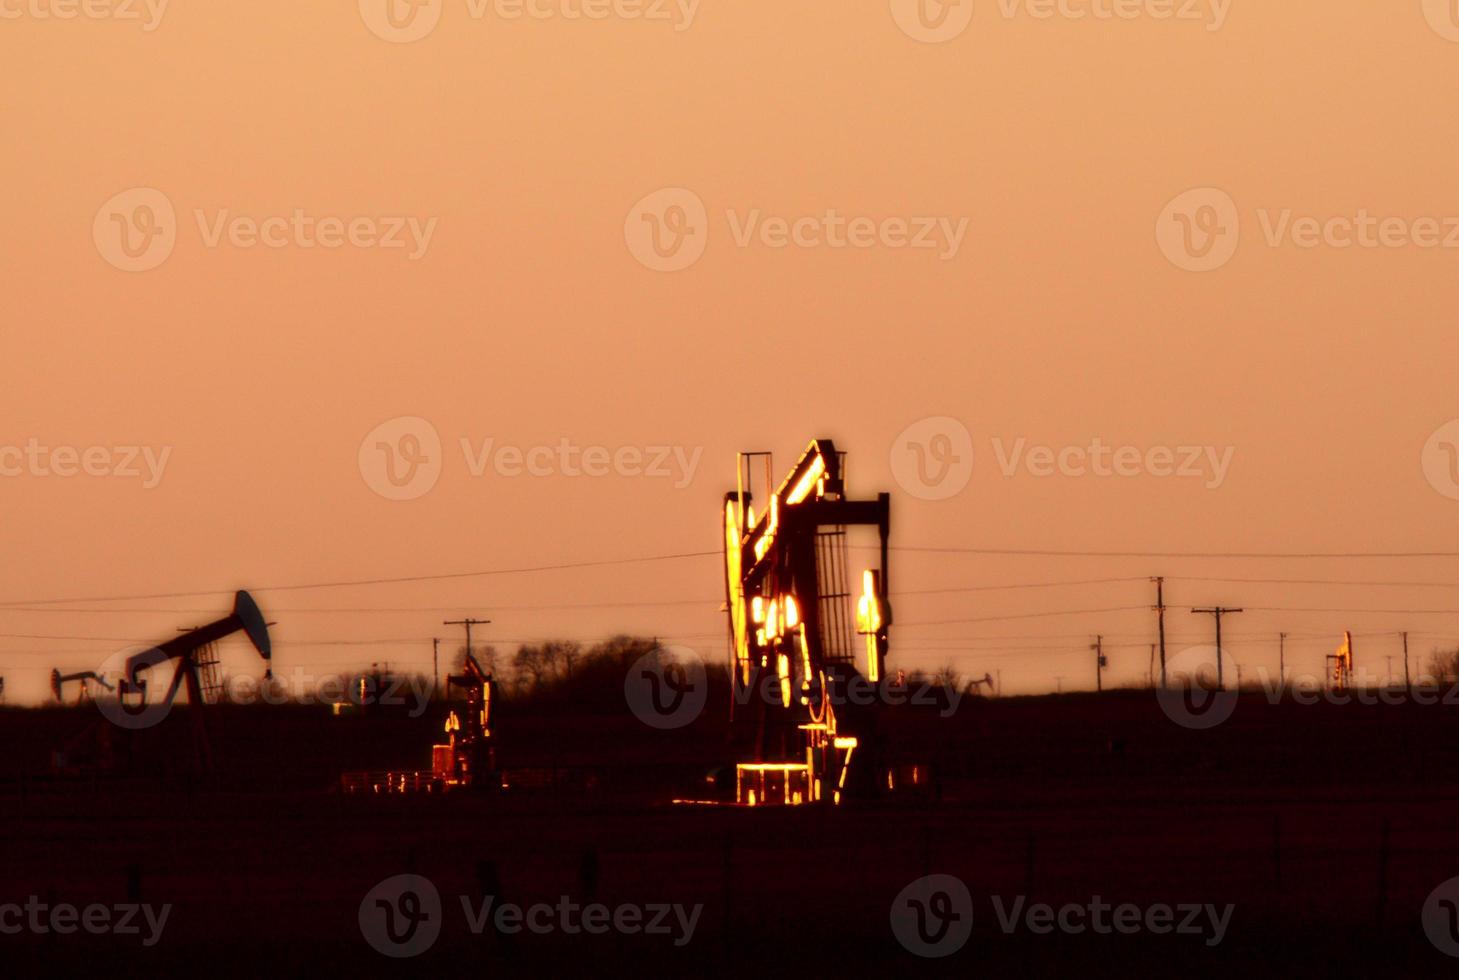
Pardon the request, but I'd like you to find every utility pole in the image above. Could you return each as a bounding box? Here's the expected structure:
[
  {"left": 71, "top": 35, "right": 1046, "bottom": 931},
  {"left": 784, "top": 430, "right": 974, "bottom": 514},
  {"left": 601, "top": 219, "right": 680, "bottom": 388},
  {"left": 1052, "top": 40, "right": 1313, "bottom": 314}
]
[
  {"left": 432, "top": 637, "right": 441, "bottom": 696},
  {"left": 1279, "top": 632, "right": 1286, "bottom": 689},
  {"left": 1191, "top": 607, "right": 1243, "bottom": 690},
  {"left": 443, "top": 617, "right": 492, "bottom": 664},
  {"left": 1403, "top": 631, "right": 1411, "bottom": 690},
  {"left": 1054, "top": 675, "right": 1064, "bottom": 694},
  {"left": 1148, "top": 644, "right": 1156, "bottom": 687},
  {"left": 1152, "top": 577, "right": 1167, "bottom": 687},
  {"left": 1092, "top": 635, "right": 1105, "bottom": 693}
]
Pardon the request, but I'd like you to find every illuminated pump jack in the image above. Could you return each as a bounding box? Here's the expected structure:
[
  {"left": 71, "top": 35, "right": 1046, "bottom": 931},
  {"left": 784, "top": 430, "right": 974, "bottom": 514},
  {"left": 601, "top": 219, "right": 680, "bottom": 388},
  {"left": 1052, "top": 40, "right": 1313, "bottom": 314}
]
[
  {"left": 121, "top": 590, "right": 273, "bottom": 772},
  {"left": 724, "top": 439, "right": 893, "bottom": 806},
  {"left": 433, "top": 652, "right": 500, "bottom": 789},
  {"left": 1328, "top": 630, "right": 1355, "bottom": 691}
]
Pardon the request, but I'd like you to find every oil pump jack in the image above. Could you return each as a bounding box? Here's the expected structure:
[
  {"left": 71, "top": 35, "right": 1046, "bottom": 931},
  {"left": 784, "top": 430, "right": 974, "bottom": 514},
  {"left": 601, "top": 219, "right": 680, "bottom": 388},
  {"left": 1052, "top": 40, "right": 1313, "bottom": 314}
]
[
  {"left": 1328, "top": 630, "right": 1355, "bottom": 691},
  {"left": 115, "top": 590, "right": 273, "bottom": 772},
  {"left": 433, "top": 651, "right": 499, "bottom": 789},
  {"left": 341, "top": 650, "right": 500, "bottom": 794},
  {"left": 49, "top": 591, "right": 271, "bottom": 777},
  {"left": 723, "top": 439, "right": 896, "bottom": 805},
  {"left": 50, "top": 669, "right": 116, "bottom": 705}
]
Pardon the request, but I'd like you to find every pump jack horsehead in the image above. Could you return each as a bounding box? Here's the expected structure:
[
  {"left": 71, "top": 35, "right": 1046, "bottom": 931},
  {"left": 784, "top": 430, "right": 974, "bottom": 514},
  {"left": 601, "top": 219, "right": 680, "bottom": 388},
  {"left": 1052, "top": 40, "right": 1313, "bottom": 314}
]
[
  {"left": 724, "top": 439, "right": 893, "bottom": 806},
  {"left": 117, "top": 590, "right": 273, "bottom": 773}
]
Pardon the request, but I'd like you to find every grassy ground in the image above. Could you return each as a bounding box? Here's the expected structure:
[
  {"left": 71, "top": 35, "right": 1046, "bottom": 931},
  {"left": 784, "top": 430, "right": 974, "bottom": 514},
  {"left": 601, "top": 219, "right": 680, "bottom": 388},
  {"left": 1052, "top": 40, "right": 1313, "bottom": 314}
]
[{"left": 4, "top": 691, "right": 1459, "bottom": 975}]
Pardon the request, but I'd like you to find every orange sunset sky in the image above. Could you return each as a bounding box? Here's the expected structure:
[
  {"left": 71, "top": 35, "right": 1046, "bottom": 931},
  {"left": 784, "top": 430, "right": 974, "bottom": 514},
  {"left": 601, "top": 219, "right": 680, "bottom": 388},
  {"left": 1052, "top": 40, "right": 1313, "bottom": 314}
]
[{"left": 5, "top": 1, "right": 1459, "bottom": 702}]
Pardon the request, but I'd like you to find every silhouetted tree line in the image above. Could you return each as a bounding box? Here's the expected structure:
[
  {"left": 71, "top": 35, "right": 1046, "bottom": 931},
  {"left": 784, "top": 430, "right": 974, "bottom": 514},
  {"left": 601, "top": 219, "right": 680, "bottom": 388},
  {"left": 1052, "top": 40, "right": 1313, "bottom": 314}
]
[
  {"left": 1427, "top": 647, "right": 1459, "bottom": 683},
  {"left": 455, "top": 635, "right": 704, "bottom": 712}
]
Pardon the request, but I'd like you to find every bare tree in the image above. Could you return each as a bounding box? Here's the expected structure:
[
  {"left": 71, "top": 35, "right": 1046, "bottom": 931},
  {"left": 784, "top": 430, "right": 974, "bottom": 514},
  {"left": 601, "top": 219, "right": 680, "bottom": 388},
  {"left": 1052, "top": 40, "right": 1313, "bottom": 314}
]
[
  {"left": 455, "top": 644, "right": 498, "bottom": 674},
  {"left": 513, "top": 645, "right": 553, "bottom": 691},
  {"left": 1427, "top": 647, "right": 1459, "bottom": 683}
]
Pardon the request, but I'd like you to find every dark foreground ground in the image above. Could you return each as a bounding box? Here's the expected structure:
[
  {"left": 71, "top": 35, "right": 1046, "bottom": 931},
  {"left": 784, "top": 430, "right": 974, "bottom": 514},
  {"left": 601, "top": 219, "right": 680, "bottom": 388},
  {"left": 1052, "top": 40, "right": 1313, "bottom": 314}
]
[{"left": 6, "top": 688, "right": 1459, "bottom": 977}]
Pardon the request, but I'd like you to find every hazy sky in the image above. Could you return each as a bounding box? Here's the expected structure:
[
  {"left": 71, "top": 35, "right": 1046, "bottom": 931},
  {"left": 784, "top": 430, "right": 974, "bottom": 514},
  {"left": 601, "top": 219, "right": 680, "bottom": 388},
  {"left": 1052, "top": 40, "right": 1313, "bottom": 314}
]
[{"left": 5, "top": 2, "right": 1459, "bottom": 703}]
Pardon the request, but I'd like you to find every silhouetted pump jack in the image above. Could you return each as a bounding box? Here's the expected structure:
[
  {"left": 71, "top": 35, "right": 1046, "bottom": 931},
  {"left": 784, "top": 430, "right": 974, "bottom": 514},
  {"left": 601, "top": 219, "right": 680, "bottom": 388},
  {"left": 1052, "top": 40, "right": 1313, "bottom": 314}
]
[
  {"left": 122, "top": 590, "right": 273, "bottom": 772},
  {"left": 50, "top": 669, "right": 116, "bottom": 705}
]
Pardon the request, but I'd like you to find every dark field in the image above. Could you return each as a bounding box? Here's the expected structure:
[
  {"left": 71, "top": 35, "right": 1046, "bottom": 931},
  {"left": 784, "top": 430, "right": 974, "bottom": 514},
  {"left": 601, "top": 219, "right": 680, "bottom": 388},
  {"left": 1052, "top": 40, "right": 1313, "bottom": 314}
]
[{"left": 6, "top": 690, "right": 1459, "bottom": 976}]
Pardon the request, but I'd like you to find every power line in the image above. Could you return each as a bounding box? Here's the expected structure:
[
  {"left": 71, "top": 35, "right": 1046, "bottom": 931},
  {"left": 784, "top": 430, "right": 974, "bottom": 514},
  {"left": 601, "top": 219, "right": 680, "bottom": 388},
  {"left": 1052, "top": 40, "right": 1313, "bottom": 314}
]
[
  {"left": 0, "top": 550, "right": 720, "bottom": 608},
  {"left": 899, "top": 605, "right": 1150, "bottom": 627},
  {"left": 892, "top": 547, "right": 1459, "bottom": 559},
  {"left": 0, "top": 576, "right": 1151, "bottom": 615},
  {"left": 1167, "top": 575, "right": 1459, "bottom": 588}
]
